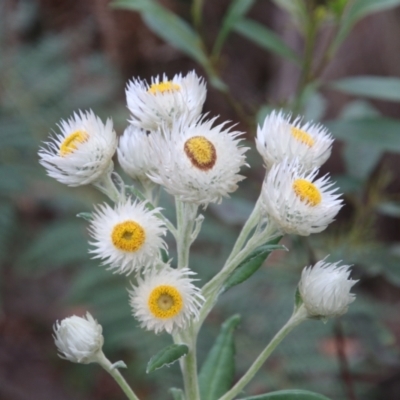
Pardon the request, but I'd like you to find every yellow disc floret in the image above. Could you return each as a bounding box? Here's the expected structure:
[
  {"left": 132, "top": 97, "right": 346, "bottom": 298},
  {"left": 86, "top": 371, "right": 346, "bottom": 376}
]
[
  {"left": 59, "top": 130, "right": 89, "bottom": 156},
  {"left": 111, "top": 220, "right": 146, "bottom": 252},
  {"left": 184, "top": 136, "right": 217, "bottom": 171},
  {"left": 290, "top": 126, "right": 315, "bottom": 147},
  {"left": 293, "top": 179, "right": 322, "bottom": 206},
  {"left": 148, "top": 285, "right": 183, "bottom": 319},
  {"left": 148, "top": 81, "right": 181, "bottom": 95}
]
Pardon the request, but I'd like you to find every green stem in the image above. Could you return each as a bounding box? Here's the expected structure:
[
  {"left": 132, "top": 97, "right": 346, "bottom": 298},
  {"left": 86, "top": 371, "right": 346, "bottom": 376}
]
[
  {"left": 93, "top": 167, "right": 122, "bottom": 203},
  {"left": 98, "top": 353, "right": 140, "bottom": 400},
  {"left": 191, "top": 0, "right": 203, "bottom": 32},
  {"left": 218, "top": 306, "right": 308, "bottom": 400},
  {"left": 176, "top": 330, "right": 201, "bottom": 400},
  {"left": 175, "top": 199, "right": 198, "bottom": 269},
  {"left": 292, "top": 6, "right": 319, "bottom": 114}
]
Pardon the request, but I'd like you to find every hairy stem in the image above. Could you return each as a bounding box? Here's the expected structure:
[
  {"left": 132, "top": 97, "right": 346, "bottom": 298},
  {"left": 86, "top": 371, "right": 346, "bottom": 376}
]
[
  {"left": 218, "top": 306, "right": 308, "bottom": 400},
  {"left": 98, "top": 353, "right": 140, "bottom": 400}
]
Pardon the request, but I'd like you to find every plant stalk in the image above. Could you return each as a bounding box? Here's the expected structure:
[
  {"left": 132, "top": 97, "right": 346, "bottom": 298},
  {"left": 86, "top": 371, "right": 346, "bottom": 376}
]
[{"left": 218, "top": 306, "right": 308, "bottom": 400}]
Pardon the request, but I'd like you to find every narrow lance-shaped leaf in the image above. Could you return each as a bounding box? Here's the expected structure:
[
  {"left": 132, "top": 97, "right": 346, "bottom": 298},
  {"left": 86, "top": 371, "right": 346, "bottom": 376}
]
[
  {"left": 213, "top": 0, "right": 256, "bottom": 56},
  {"left": 199, "top": 315, "right": 241, "bottom": 400},
  {"left": 169, "top": 388, "right": 185, "bottom": 400},
  {"left": 237, "top": 389, "right": 332, "bottom": 400},
  {"left": 222, "top": 237, "right": 285, "bottom": 293},
  {"left": 234, "top": 18, "right": 300, "bottom": 65},
  {"left": 146, "top": 344, "right": 189, "bottom": 373},
  {"left": 332, "top": 0, "right": 400, "bottom": 52},
  {"left": 112, "top": 0, "right": 208, "bottom": 67},
  {"left": 329, "top": 76, "right": 400, "bottom": 103}
]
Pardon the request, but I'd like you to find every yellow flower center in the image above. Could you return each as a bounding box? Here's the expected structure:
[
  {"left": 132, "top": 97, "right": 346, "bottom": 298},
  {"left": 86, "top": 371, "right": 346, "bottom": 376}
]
[
  {"left": 292, "top": 179, "right": 322, "bottom": 206},
  {"left": 111, "top": 220, "right": 146, "bottom": 252},
  {"left": 184, "top": 136, "right": 217, "bottom": 171},
  {"left": 148, "top": 81, "right": 181, "bottom": 95},
  {"left": 148, "top": 285, "right": 183, "bottom": 319},
  {"left": 290, "top": 126, "right": 315, "bottom": 147},
  {"left": 59, "top": 130, "right": 89, "bottom": 156}
]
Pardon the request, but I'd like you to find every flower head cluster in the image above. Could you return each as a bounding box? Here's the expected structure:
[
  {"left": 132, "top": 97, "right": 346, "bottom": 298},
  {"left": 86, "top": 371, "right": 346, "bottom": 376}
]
[
  {"left": 129, "top": 267, "right": 204, "bottom": 334},
  {"left": 148, "top": 116, "right": 248, "bottom": 205},
  {"left": 126, "top": 71, "right": 206, "bottom": 131},
  {"left": 256, "top": 111, "right": 332, "bottom": 171},
  {"left": 261, "top": 159, "right": 342, "bottom": 236},
  {"left": 299, "top": 260, "right": 357, "bottom": 318},
  {"left": 89, "top": 199, "right": 167, "bottom": 275},
  {"left": 54, "top": 312, "right": 104, "bottom": 364},
  {"left": 39, "top": 110, "right": 117, "bottom": 186}
]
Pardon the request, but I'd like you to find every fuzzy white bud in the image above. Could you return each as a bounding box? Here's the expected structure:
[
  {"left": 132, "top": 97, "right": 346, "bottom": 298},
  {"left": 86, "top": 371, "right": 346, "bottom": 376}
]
[
  {"left": 298, "top": 260, "right": 357, "bottom": 318},
  {"left": 54, "top": 312, "right": 104, "bottom": 364}
]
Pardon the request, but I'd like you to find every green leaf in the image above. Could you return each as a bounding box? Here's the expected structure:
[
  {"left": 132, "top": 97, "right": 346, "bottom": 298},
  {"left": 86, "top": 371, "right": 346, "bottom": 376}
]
[
  {"left": 222, "top": 237, "right": 285, "bottom": 293},
  {"left": 333, "top": 0, "right": 400, "bottom": 51},
  {"left": 325, "top": 117, "right": 400, "bottom": 153},
  {"left": 238, "top": 389, "right": 332, "bottom": 399},
  {"left": 76, "top": 212, "right": 92, "bottom": 221},
  {"left": 377, "top": 201, "right": 400, "bottom": 218},
  {"left": 112, "top": 0, "right": 208, "bottom": 67},
  {"left": 234, "top": 19, "right": 300, "bottom": 64},
  {"left": 329, "top": 76, "right": 400, "bottom": 102},
  {"left": 213, "top": 0, "right": 256, "bottom": 56},
  {"left": 169, "top": 388, "right": 185, "bottom": 400},
  {"left": 146, "top": 344, "right": 189, "bottom": 373},
  {"left": 199, "top": 315, "right": 241, "bottom": 400}
]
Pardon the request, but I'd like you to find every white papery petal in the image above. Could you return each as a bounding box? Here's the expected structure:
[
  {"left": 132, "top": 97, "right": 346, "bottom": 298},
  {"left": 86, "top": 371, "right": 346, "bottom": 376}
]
[
  {"left": 129, "top": 267, "right": 204, "bottom": 334},
  {"left": 126, "top": 71, "right": 206, "bottom": 131},
  {"left": 53, "top": 312, "right": 104, "bottom": 364},
  {"left": 261, "top": 159, "right": 342, "bottom": 236},
  {"left": 89, "top": 199, "right": 167, "bottom": 275},
  {"left": 299, "top": 260, "right": 357, "bottom": 318},
  {"left": 148, "top": 116, "right": 249, "bottom": 206},
  {"left": 39, "top": 110, "right": 117, "bottom": 186},
  {"left": 256, "top": 111, "right": 333, "bottom": 171}
]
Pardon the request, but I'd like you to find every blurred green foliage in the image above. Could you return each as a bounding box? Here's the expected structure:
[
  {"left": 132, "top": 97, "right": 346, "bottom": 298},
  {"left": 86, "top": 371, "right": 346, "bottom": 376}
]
[{"left": 2, "top": 0, "right": 400, "bottom": 399}]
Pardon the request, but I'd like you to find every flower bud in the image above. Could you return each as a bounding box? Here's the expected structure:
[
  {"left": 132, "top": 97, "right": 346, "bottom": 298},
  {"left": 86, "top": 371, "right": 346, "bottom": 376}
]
[
  {"left": 298, "top": 260, "right": 357, "bottom": 318},
  {"left": 54, "top": 312, "right": 104, "bottom": 364}
]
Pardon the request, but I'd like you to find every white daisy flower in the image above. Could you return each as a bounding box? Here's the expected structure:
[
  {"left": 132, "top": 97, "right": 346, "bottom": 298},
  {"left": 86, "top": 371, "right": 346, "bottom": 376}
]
[
  {"left": 148, "top": 116, "right": 248, "bottom": 205},
  {"left": 54, "top": 312, "right": 104, "bottom": 364},
  {"left": 299, "top": 260, "right": 357, "bottom": 318},
  {"left": 39, "top": 110, "right": 117, "bottom": 186},
  {"left": 89, "top": 199, "right": 167, "bottom": 275},
  {"left": 256, "top": 111, "right": 333, "bottom": 171},
  {"left": 117, "top": 124, "right": 156, "bottom": 188},
  {"left": 129, "top": 267, "right": 204, "bottom": 334},
  {"left": 261, "top": 159, "right": 342, "bottom": 235},
  {"left": 126, "top": 70, "right": 206, "bottom": 131}
]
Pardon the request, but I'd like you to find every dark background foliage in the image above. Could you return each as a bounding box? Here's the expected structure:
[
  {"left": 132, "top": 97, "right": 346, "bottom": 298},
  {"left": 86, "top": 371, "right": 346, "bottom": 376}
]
[{"left": 1, "top": 0, "right": 400, "bottom": 399}]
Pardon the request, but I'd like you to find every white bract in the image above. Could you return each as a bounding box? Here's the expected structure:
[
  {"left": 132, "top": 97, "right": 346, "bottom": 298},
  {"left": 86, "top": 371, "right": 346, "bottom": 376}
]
[
  {"left": 117, "top": 124, "right": 157, "bottom": 187},
  {"left": 89, "top": 199, "right": 167, "bottom": 275},
  {"left": 39, "top": 110, "right": 117, "bottom": 186},
  {"left": 53, "top": 312, "right": 104, "bottom": 364},
  {"left": 256, "top": 111, "right": 333, "bottom": 171},
  {"left": 261, "top": 159, "right": 342, "bottom": 235},
  {"left": 126, "top": 71, "right": 206, "bottom": 131},
  {"left": 129, "top": 267, "right": 204, "bottom": 334},
  {"left": 299, "top": 260, "right": 357, "bottom": 318},
  {"left": 148, "top": 116, "right": 248, "bottom": 205}
]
